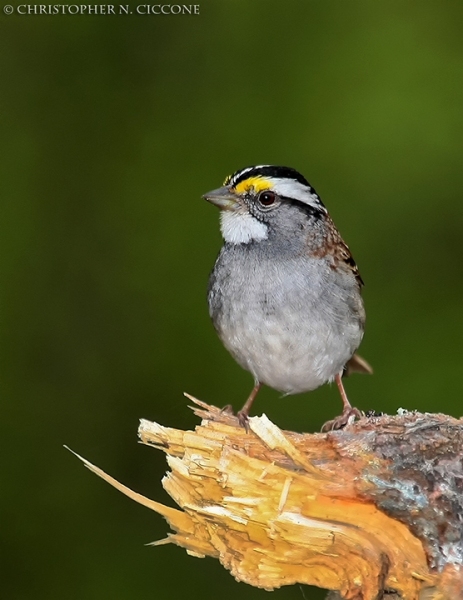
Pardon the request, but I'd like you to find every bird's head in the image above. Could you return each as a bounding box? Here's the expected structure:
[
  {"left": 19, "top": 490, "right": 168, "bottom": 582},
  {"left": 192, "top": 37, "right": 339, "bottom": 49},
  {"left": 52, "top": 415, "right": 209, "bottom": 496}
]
[{"left": 203, "top": 165, "right": 327, "bottom": 245}]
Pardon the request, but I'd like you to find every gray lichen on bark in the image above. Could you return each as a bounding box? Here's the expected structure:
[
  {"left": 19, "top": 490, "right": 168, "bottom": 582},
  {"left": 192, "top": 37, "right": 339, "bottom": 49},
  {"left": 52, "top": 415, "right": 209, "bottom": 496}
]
[{"left": 333, "top": 411, "right": 463, "bottom": 571}]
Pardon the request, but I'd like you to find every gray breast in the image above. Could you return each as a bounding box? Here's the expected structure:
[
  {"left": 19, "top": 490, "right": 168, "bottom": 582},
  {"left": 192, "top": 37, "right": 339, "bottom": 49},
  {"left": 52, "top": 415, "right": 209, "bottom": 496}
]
[{"left": 208, "top": 242, "right": 365, "bottom": 394}]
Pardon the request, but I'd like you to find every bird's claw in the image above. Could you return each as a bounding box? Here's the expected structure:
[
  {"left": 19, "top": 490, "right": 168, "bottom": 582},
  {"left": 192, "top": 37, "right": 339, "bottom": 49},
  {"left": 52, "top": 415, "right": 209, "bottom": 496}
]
[
  {"left": 236, "top": 410, "right": 250, "bottom": 432},
  {"left": 321, "top": 406, "right": 363, "bottom": 432}
]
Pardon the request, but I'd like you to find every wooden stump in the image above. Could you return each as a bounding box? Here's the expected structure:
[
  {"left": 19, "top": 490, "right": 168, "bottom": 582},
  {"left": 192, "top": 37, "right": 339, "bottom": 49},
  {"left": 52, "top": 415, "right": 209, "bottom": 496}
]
[{"left": 71, "top": 396, "right": 463, "bottom": 599}]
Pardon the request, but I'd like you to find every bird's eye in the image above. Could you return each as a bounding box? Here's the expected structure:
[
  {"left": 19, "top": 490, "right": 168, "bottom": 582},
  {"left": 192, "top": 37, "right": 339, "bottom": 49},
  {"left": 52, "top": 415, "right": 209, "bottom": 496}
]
[{"left": 258, "top": 191, "right": 277, "bottom": 207}]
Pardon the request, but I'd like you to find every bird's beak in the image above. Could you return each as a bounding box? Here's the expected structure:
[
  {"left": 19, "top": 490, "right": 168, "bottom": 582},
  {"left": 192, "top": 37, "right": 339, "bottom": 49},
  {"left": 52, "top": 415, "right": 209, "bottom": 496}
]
[{"left": 202, "top": 186, "right": 241, "bottom": 211}]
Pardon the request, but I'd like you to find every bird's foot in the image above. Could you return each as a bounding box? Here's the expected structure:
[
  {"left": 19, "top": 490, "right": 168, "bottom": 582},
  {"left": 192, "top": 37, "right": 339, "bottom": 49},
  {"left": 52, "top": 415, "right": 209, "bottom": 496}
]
[
  {"left": 236, "top": 409, "right": 250, "bottom": 432},
  {"left": 233, "top": 382, "right": 261, "bottom": 432},
  {"left": 321, "top": 405, "right": 363, "bottom": 432},
  {"left": 219, "top": 404, "right": 250, "bottom": 431}
]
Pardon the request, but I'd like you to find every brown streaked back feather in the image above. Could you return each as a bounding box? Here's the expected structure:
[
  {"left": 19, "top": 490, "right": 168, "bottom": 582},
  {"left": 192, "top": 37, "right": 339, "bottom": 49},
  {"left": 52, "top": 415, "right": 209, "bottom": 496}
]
[{"left": 310, "top": 214, "right": 364, "bottom": 287}]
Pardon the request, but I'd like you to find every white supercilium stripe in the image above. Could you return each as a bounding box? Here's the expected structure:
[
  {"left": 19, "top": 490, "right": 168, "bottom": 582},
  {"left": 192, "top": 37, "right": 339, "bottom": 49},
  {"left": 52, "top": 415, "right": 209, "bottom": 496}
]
[{"left": 268, "top": 178, "right": 324, "bottom": 208}]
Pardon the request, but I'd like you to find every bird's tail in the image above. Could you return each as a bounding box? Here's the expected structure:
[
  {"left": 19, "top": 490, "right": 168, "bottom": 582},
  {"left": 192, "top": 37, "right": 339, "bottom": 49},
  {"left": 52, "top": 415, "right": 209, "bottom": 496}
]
[{"left": 344, "top": 353, "right": 373, "bottom": 377}]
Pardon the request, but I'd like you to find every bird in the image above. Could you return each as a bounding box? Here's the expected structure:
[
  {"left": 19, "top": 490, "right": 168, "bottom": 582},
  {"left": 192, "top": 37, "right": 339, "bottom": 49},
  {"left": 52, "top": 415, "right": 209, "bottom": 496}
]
[{"left": 204, "top": 165, "right": 371, "bottom": 430}]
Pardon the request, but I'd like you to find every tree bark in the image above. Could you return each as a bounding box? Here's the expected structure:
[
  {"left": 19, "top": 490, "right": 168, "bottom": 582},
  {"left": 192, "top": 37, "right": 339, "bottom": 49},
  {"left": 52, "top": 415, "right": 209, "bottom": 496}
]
[{"left": 72, "top": 396, "right": 463, "bottom": 600}]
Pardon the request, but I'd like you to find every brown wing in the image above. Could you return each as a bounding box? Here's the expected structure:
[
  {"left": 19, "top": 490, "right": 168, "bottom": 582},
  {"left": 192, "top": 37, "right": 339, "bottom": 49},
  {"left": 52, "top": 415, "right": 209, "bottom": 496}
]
[
  {"left": 335, "top": 239, "right": 364, "bottom": 287},
  {"left": 310, "top": 214, "right": 364, "bottom": 287}
]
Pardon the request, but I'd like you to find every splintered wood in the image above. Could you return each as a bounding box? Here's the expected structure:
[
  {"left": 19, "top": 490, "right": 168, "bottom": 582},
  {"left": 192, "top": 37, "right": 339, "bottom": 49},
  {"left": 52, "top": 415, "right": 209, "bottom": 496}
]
[{"left": 75, "top": 398, "right": 463, "bottom": 600}]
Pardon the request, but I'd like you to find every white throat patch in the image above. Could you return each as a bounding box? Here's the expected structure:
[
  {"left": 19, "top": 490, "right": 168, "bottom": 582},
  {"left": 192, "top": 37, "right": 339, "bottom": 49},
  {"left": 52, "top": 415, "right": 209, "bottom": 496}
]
[{"left": 220, "top": 211, "right": 268, "bottom": 244}]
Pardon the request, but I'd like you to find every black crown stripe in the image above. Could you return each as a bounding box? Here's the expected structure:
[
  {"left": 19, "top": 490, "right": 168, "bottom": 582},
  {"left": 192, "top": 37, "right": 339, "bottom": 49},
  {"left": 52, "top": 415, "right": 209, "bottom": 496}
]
[{"left": 228, "top": 165, "right": 311, "bottom": 189}]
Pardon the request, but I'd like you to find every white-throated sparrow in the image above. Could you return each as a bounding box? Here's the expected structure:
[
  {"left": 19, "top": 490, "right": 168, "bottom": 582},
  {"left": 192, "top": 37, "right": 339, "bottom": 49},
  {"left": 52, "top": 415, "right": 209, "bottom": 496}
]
[{"left": 204, "top": 165, "right": 371, "bottom": 430}]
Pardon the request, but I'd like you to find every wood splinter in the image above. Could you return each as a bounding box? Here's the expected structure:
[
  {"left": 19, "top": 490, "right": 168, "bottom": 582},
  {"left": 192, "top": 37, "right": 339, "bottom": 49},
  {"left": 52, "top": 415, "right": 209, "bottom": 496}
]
[{"left": 69, "top": 396, "right": 463, "bottom": 600}]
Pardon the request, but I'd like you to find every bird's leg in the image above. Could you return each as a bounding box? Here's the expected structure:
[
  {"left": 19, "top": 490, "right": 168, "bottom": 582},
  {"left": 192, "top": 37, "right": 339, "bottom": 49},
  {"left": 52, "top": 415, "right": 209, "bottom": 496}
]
[
  {"left": 321, "top": 373, "right": 363, "bottom": 432},
  {"left": 336, "top": 372, "right": 351, "bottom": 411},
  {"left": 237, "top": 382, "right": 261, "bottom": 429}
]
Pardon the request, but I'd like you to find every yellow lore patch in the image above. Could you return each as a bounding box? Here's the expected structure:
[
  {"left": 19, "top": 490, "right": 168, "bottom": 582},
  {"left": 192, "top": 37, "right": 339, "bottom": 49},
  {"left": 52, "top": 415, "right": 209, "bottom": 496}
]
[{"left": 232, "top": 177, "right": 272, "bottom": 194}]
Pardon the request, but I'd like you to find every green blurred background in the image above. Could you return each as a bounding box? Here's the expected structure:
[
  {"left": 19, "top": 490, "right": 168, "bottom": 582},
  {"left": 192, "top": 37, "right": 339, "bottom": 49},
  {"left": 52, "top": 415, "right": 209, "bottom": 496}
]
[{"left": 1, "top": 1, "right": 462, "bottom": 598}]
